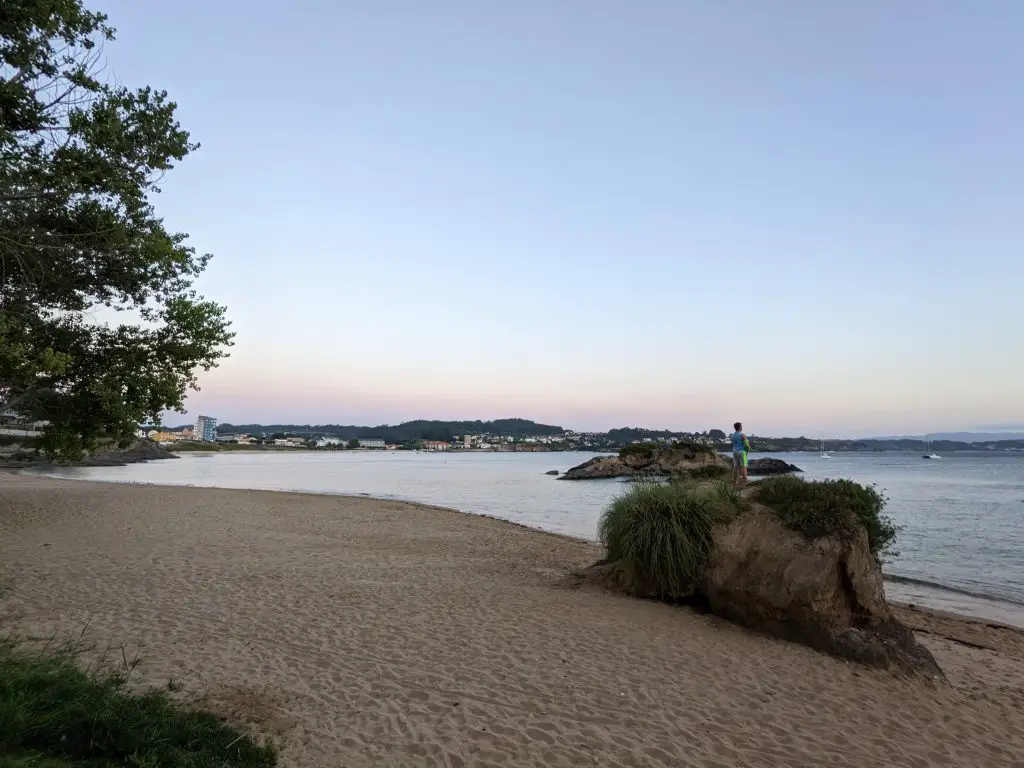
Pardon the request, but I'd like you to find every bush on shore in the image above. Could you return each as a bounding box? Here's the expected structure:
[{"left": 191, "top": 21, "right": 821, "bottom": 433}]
[
  {"left": 0, "top": 642, "right": 276, "bottom": 767},
  {"left": 675, "top": 463, "right": 729, "bottom": 481},
  {"left": 618, "top": 443, "right": 657, "bottom": 460},
  {"left": 669, "top": 440, "right": 717, "bottom": 455},
  {"left": 752, "top": 476, "right": 899, "bottom": 560},
  {"left": 598, "top": 480, "right": 741, "bottom": 598}
]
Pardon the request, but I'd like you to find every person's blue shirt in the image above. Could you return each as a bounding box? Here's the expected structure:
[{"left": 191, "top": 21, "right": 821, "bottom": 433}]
[{"left": 731, "top": 431, "right": 747, "bottom": 454}]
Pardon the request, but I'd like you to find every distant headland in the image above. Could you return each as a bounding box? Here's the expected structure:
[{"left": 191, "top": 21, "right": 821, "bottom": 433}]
[
  {"left": 143, "top": 419, "right": 1024, "bottom": 453},
  {"left": 6, "top": 413, "right": 1023, "bottom": 459}
]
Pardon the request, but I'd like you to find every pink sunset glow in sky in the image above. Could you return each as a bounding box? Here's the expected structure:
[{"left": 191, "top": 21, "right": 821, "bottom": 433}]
[{"left": 94, "top": 0, "right": 1022, "bottom": 436}]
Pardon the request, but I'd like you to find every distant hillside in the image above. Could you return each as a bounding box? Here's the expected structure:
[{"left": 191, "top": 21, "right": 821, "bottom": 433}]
[
  {"left": 215, "top": 418, "right": 565, "bottom": 443},
  {"left": 750, "top": 436, "right": 1024, "bottom": 452},
  {"left": 874, "top": 432, "right": 1024, "bottom": 442}
]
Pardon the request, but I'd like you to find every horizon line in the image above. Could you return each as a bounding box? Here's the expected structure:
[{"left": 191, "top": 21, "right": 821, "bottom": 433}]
[{"left": 150, "top": 418, "right": 1024, "bottom": 441}]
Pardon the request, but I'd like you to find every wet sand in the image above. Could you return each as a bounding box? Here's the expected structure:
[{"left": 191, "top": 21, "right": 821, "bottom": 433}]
[{"left": 1, "top": 473, "right": 1022, "bottom": 767}]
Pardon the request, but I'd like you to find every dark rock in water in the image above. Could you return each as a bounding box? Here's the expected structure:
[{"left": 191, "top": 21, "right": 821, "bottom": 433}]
[
  {"left": 80, "top": 440, "right": 178, "bottom": 466},
  {"left": 560, "top": 456, "right": 631, "bottom": 480},
  {"left": 545, "top": 470, "right": 560, "bottom": 476},
  {"left": 702, "top": 507, "right": 943, "bottom": 678},
  {"left": 0, "top": 439, "right": 177, "bottom": 469},
  {"left": 747, "top": 457, "right": 802, "bottom": 475},
  {"left": 561, "top": 445, "right": 728, "bottom": 480}
]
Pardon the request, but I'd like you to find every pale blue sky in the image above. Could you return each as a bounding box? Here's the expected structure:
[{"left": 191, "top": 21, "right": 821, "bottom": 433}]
[{"left": 100, "top": 1, "right": 1022, "bottom": 435}]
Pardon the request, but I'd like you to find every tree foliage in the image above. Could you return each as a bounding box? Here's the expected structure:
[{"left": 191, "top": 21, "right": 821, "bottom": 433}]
[{"left": 0, "top": 1, "right": 233, "bottom": 458}]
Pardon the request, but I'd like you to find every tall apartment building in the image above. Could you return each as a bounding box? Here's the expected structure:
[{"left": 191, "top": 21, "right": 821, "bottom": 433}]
[{"left": 194, "top": 415, "right": 218, "bottom": 442}]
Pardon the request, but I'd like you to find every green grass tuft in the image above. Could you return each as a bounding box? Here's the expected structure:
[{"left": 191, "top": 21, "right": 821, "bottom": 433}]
[
  {"left": 0, "top": 642, "right": 276, "bottom": 767},
  {"left": 669, "top": 440, "right": 717, "bottom": 455},
  {"left": 618, "top": 443, "right": 657, "bottom": 460},
  {"left": 598, "top": 481, "right": 739, "bottom": 598},
  {"left": 675, "top": 463, "right": 729, "bottom": 481},
  {"left": 752, "top": 476, "right": 900, "bottom": 560}
]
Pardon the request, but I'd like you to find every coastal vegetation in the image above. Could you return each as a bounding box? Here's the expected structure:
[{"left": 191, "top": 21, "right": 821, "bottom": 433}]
[
  {"left": 619, "top": 440, "right": 717, "bottom": 462},
  {"left": 0, "top": 641, "right": 275, "bottom": 767},
  {"left": 597, "top": 474, "right": 898, "bottom": 600},
  {"left": 753, "top": 476, "right": 899, "bottom": 561},
  {"left": 618, "top": 442, "right": 658, "bottom": 460},
  {"left": 597, "top": 481, "right": 742, "bottom": 598},
  {"left": 0, "top": 0, "right": 233, "bottom": 460},
  {"left": 675, "top": 463, "right": 730, "bottom": 480}
]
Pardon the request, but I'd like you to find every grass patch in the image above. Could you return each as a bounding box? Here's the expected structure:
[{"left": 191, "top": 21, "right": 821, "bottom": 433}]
[
  {"left": 618, "top": 443, "right": 657, "bottom": 460},
  {"left": 752, "top": 476, "right": 899, "bottom": 560},
  {"left": 598, "top": 480, "right": 740, "bottom": 598},
  {"left": 669, "top": 440, "right": 717, "bottom": 455},
  {"left": 0, "top": 642, "right": 276, "bottom": 768}
]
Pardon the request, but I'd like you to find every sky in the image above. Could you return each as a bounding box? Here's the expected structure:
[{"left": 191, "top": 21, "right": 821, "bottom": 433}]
[{"left": 95, "top": 0, "right": 1023, "bottom": 436}]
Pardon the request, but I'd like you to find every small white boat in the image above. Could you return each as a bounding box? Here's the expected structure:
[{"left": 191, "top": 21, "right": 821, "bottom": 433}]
[
  {"left": 922, "top": 435, "right": 941, "bottom": 460},
  {"left": 819, "top": 434, "right": 830, "bottom": 459}
]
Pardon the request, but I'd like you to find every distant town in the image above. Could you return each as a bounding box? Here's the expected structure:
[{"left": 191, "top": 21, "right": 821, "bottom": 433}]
[
  {"left": 128, "top": 417, "right": 1024, "bottom": 454},
  {"left": 135, "top": 417, "right": 659, "bottom": 453},
  {"left": 4, "top": 411, "right": 1023, "bottom": 455}
]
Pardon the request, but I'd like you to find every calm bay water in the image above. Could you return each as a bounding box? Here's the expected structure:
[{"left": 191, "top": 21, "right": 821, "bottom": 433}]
[{"left": 35, "top": 450, "right": 1024, "bottom": 627}]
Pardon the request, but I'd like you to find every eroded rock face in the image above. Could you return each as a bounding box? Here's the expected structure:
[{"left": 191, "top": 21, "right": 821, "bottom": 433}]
[
  {"left": 576, "top": 505, "right": 943, "bottom": 678},
  {"left": 701, "top": 507, "right": 943, "bottom": 677},
  {"left": 746, "top": 458, "right": 802, "bottom": 475}
]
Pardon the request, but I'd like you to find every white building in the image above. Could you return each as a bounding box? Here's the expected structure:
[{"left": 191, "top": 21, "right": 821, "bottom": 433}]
[
  {"left": 359, "top": 438, "right": 386, "bottom": 449},
  {"left": 194, "top": 415, "right": 218, "bottom": 442}
]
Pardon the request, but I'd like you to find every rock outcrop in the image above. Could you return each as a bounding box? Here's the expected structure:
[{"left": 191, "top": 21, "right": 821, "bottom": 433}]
[
  {"left": 81, "top": 440, "right": 178, "bottom": 466},
  {"left": 0, "top": 438, "right": 177, "bottom": 468},
  {"left": 545, "top": 470, "right": 560, "bottom": 476},
  {"left": 746, "top": 458, "right": 802, "bottom": 475},
  {"left": 561, "top": 445, "right": 726, "bottom": 480},
  {"left": 577, "top": 504, "right": 943, "bottom": 678},
  {"left": 559, "top": 456, "right": 630, "bottom": 480},
  {"left": 702, "top": 506, "right": 942, "bottom": 677}
]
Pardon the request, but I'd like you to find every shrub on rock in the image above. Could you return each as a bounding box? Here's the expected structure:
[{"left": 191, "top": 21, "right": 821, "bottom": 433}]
[
  {"left": 619, "top": 443, "right": 658, "bottom": 460},
  {"left": 752, "top": 476, "right": 900, "bottom": 561}
]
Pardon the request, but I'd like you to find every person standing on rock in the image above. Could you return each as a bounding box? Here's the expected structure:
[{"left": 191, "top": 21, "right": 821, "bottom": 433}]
[{"left": 731, "top": 422, "right": 750, "bottom": 486}]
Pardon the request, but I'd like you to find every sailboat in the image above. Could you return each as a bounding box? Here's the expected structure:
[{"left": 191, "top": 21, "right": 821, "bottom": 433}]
[
  {"left": 819, "top": 434, "right": 830, "bottom": 459},
  {"left": 922, "top": 435, "right": 941, "bottom": 460}
]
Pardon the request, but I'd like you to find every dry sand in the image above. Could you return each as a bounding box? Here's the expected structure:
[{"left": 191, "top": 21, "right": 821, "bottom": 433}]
[{"left": 1, "top": 473, "right": 1022, "bottom": 768}]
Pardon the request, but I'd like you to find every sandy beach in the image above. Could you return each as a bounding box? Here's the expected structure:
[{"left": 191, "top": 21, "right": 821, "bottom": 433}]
[{"left": 1, "top": 473, "right": 1022, "bottom": 767}]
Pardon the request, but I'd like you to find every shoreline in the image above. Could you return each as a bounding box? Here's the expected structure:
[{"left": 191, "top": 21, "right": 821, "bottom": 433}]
[
  {"left": 2, "top": 472, "right": 1022, "bottom": 765},
  {"left": 13, "top": 466, "right": 1024, "bottom": 631}
]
